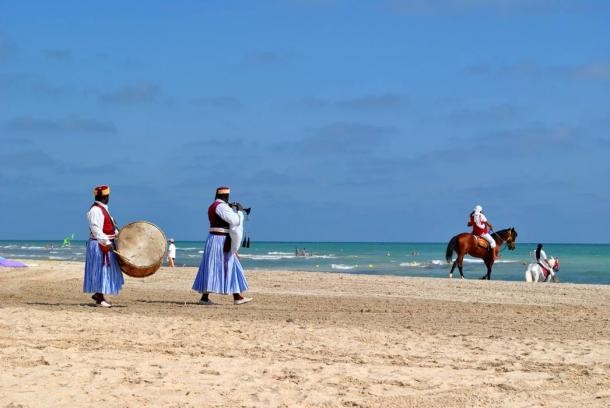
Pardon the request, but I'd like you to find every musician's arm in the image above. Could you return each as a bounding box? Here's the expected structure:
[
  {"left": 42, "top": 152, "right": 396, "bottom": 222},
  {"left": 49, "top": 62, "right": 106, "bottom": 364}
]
[{"left": 216, "top": 202, "right": 241, "bottom": 227}]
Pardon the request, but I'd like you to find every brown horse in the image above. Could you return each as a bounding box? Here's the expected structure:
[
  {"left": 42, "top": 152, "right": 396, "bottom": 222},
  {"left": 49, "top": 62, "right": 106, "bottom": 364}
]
[{"left": 445, "top": 228, "right": 518, "bottom": 280}]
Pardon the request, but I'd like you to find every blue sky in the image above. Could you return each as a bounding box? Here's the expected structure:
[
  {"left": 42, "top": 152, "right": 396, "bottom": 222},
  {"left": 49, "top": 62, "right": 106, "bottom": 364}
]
[{"left": 1, "top": 0, "right": 609, "bottom": 243}]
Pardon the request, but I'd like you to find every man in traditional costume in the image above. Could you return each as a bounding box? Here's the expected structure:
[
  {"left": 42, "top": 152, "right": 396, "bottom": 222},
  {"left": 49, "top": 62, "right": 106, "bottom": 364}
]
[
  {"left": 467, "top": 205, "right": 497, "bottom": 257},
  {"left": 84, "top": 185, "right": 124, "bottom": 307},
  {"left": 192, "top": 186, "right": 252, "bottom": 305}
]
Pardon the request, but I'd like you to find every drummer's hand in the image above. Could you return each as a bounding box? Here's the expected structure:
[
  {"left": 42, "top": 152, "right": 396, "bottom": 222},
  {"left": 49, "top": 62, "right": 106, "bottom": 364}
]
[{"left": 236, "top": 203, "right": 244, "bottom": 212}]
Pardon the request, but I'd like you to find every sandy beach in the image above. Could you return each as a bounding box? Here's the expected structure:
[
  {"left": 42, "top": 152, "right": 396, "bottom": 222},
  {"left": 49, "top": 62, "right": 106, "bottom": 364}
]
[{"left": 1, "top": 261, "right": 609, "bottom": 407}]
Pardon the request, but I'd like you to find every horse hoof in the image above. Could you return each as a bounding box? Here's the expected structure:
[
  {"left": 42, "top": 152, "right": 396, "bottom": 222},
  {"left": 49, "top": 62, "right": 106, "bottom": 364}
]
[
  {"left": 460, "top": 276, "right": 464, "bottom": 280},
  {"left": 449, "top": 274, "right": 453, "bottom": 279}
]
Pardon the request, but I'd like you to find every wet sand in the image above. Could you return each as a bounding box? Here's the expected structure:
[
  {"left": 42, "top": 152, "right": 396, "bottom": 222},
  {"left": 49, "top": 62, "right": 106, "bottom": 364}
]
[{"left": 1, "top": 261, "right": 609, "bottom": 407}]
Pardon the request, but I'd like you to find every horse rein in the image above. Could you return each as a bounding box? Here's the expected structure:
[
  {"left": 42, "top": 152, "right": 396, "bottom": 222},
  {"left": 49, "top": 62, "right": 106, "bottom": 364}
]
[{"left": 491, "top": 230, "right": 514, "bottom": 252}]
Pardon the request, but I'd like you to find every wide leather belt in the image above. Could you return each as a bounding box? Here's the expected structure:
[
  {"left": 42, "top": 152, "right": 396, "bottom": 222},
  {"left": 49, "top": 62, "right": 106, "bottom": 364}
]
[
  {"left": 209, "top": 227, "right": 229, "bottom": 235},
  {"left": 89, "top": 234, "right": 116, "bottom": 240}
]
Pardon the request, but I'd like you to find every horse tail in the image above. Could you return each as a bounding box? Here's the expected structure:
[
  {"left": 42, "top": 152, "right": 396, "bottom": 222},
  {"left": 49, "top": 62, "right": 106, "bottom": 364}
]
[{"left": 446, "top": 236, "right": 458, "bottom": 263}]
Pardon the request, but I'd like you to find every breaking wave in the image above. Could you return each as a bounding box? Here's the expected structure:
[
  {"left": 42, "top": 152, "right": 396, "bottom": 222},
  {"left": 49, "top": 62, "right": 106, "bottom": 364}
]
[{"left": 331, "top": 263, "right": 358, "bottom": 270}]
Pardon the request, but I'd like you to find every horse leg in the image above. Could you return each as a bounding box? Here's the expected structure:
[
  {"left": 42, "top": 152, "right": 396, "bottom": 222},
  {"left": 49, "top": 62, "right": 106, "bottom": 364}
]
[
  {"left": 449, "top": 261, "right": 457, "bottom": 279},
  {"left": 525, "top": 266, "right": 534, "bottom": 282},
  {"left": 479, "top": 256, "right": 491, "bottom": 280},
  {"left": 484, "top": 258, "right": 493, "bottom": 280},
  {"left": 457, "top": 254, "right": 465, "bottom": 279}
]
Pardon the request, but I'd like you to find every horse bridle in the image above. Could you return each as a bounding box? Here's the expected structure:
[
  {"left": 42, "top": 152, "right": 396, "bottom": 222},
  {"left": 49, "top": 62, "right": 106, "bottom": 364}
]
[{"left": 493, "top": 229, "right": 515, "bottom": 250}]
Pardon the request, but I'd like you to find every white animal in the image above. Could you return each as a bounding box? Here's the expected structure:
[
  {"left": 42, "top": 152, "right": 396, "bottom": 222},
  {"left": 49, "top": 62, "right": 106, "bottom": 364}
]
[{"left": 524, "top": 257, "right": 560, "bottom": 282}]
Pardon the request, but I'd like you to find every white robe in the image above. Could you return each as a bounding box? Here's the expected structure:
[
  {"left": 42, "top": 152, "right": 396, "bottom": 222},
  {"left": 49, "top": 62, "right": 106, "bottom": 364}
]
[{"left": 229, "top": 212, "right": 245, "bottom": 254}]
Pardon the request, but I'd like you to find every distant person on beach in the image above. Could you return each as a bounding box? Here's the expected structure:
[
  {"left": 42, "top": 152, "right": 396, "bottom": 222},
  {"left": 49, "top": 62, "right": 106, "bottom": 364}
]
[
  {"left": 535, "top": 244, "right": 554, "bottom": 280},
  {"left": 192, "top": 186, "right": 252, "bottom": 305},
  {"left": 167, "top": 238, "right": 176, "bottom": 267},
  {"left": 468, "top": 205, "right": 497, "bottom": 257},
  {"left": 84, "top": 185, "right": 123, "bottom": 308}
]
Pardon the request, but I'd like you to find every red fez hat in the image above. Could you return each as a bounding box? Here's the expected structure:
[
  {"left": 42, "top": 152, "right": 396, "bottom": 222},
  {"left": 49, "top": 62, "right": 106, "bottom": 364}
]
[
  {"left": 92, "top": 185, "right": 111, "bottom": 196},
  {"left": 216, "top": 186, "right": 230, "bottom": 194}
]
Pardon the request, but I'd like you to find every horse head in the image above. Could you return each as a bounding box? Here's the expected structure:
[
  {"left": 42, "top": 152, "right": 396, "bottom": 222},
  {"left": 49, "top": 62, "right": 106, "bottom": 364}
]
[
  {"left": 551, "top": 257, "right": 560, "bottom": 271},
  {"left": 501, "top": 227, "right": 518, "bottom": 250}
]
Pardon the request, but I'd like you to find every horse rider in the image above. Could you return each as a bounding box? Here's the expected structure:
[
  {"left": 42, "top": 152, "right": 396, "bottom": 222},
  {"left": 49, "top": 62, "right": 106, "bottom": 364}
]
[
  {"left": 468, "top": 205, "right": 497, "bottom": 257},
  {"left": 535, "top": 243, "right": 555, "bottom": 281}
]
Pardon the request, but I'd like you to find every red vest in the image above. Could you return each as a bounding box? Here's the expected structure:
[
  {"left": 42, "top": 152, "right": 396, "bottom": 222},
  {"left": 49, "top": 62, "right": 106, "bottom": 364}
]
[
  {"left": 208, "top": 201, "right": 232, "bottom": 252},
  {"left": 208, "top": 201, "right": 230, "bottom": 230},
  {"left": 92, "top": 203, "right": 116, "bottom": 237},
  {"left": 469, "top": 214, "right": 487, "bottom": 235}
]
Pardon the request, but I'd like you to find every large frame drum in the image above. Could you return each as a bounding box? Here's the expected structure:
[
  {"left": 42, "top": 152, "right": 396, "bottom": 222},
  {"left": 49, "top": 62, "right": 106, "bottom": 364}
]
[{"left": 114, "top": 221, "right": 166, "bottom": 278}]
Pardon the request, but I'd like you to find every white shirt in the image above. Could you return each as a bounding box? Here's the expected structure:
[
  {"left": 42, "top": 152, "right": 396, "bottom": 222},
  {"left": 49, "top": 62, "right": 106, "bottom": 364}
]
[
  {"left": 213, "top": 200, "right": 243, "bottom": 254},
  {"left": 214, "top": 199, "right": 240, "bottom": 226},
  {"left": 473, "top": 212, "right": 487, "bottom": 229},
  {"left": 168, "top": 243, "right": 176, "bottom": 258},
  {"left": 537, "top": 249, "right": 548, "bottom": 263},
  {"left": 87, "top": 201, "right": 117, "bottom": 245}
]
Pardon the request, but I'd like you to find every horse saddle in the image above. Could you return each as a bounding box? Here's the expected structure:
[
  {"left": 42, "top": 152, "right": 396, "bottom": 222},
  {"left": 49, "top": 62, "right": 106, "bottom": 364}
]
[
  {"left": 538, "top": 262, "right": 550, "bottom": 279},
  {"left": 473, "top": 235, "right": 489, "bottom": 249}
]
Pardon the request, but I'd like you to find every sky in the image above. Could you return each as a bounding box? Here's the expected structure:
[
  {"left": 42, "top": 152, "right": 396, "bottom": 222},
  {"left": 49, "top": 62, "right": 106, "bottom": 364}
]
[{"left": 1, "top": 0, "right": 609, "bottom": 243}]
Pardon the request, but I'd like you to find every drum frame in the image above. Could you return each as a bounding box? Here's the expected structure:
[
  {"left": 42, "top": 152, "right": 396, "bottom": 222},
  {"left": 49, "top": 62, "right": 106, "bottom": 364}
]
[{"left": 114, "top": 221, "right": 166, "bottom": 278}]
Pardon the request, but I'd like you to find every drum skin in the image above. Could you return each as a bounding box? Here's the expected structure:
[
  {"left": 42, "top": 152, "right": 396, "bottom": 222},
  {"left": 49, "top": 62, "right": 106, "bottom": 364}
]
[{"left": 114, "top": 221, "right": 166, "bottom": 278}]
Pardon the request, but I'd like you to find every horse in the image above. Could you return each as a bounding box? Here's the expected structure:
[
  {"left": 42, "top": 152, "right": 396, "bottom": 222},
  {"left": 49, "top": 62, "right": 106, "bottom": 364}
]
[
  {"left": 445, "top": 228, "right": 518, "bottom": 280},
  {"left": 524, "top": 258, "right": 560, "bottom": 282}
]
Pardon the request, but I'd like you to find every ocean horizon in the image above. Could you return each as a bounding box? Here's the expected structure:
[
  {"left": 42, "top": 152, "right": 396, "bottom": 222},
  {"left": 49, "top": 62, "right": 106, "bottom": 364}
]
[{"left": 2, "top": 240, "right": 609, "bottom": 285}]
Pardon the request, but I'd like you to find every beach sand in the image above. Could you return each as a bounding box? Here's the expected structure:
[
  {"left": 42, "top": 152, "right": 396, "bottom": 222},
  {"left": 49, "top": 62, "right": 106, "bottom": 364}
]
[{"left": 1, "top": 261, "right": 609, "bottom": 407}]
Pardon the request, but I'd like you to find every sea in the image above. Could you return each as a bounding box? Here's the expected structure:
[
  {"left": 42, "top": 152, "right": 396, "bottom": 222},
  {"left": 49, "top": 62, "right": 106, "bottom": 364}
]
[{"left": 2, "top": 240, "right": 609, "bottom": 285}]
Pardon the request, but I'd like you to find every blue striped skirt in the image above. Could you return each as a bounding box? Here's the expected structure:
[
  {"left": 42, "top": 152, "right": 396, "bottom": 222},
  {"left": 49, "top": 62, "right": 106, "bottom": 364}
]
[
  {"left": 83, "top": 240, "right": 124, "bottom": 295},
  {"left": 192, "top": 234, "right": 249, "bottom": 294}
]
